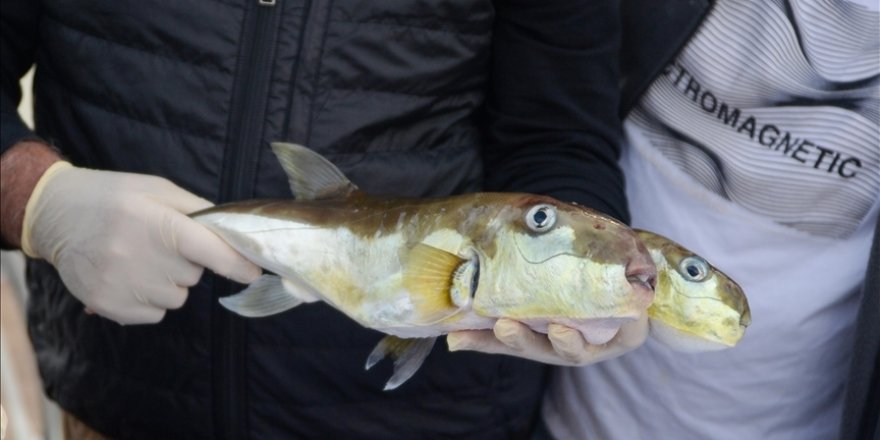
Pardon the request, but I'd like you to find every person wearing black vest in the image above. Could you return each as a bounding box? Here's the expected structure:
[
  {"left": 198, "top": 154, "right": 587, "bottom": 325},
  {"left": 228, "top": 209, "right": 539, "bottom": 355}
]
[{"left": 0, "top": 1, "right": 641, "bottom": 438}]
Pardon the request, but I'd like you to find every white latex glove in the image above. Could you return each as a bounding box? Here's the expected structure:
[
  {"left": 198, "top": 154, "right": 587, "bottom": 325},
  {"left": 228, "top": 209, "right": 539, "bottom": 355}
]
[
  {"left": 447, "top": 314, "right": 649, "bottom": 366},
  {"left": 21, "top": 162, "right": 261, "bottom": 325}
]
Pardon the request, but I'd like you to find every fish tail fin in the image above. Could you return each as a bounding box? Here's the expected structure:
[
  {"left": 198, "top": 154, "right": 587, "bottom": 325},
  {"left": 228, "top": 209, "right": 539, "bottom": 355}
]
[
  {"left": 220, "top": 274, "right": 303, "bottom": 317},
  {"left": 365, "top": 336, "right": 437, "bottom": 391}
]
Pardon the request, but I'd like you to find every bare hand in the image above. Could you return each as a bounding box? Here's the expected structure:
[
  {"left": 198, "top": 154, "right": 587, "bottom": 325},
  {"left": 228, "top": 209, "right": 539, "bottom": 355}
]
[{"left": 447, "top": 314, "right": 649, "bottom": 366}]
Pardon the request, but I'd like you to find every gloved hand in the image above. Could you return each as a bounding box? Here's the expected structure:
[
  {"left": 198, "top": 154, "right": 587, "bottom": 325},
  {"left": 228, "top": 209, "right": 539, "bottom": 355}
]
[
  {"left": 21, "top": 161, "right": 261, "bottom": 325},
  {"left": 447, "top": 313, "right": 649, "bottom": 366}
]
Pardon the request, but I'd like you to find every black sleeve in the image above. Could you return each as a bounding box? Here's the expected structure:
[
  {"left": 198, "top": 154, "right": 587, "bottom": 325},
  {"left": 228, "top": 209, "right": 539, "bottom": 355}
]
[
  {"left": 1, "top": 1, "right": 44, "bottom": 154},
  {"left": 483, "top": 0, "right": 628, "bottom": 223},
  {"left": 839, "top": 215, "right": 880, "bottom": 440}
]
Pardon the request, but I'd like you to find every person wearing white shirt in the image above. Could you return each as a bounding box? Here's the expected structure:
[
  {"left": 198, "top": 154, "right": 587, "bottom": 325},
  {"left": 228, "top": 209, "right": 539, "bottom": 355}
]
[{"left": 543, "top": 1, "right": 879, "bottom": 438}]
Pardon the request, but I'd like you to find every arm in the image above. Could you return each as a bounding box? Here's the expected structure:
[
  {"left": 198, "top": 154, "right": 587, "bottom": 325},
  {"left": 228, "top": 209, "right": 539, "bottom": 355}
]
[
  {"left": 0, "top": 142, "right": 60, "bottom": 248},
  {"left": 449, "top": 0, "right": 649, "bottom": 365},
  {"left": 1, "top": 4, "right": 260, "bottom": 324},
  {"left": 14, "top": 160, "right": 262, "bottom": 324},
  {"left": 482, "top": 0, "right": 628, "bottom": 222},
  {"left": 1, "top": 140, "right": 263, "bottom": 325}
]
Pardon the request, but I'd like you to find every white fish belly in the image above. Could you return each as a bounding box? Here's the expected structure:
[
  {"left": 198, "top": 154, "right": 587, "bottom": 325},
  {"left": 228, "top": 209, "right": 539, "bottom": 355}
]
[{"left": 197, "top": 212, "right": 421, "bottom": 328}]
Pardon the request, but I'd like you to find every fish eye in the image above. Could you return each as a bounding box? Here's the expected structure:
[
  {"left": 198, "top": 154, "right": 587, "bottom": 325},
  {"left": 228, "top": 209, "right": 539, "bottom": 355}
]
[
  {"left": 525, "top": 204, "right": 556, "bottom": 232},
  {"left": 679, "top": 256, "right": 710, "bottom": 282}
]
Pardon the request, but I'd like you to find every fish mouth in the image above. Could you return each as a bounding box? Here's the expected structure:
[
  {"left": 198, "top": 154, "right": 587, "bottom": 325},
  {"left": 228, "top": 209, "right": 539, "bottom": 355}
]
[
  {"left": 740, "top": 308, "right": 752, "bottom": 327},
  {"left": 625, "top": 254, "right": 657, "bottom": 308}
]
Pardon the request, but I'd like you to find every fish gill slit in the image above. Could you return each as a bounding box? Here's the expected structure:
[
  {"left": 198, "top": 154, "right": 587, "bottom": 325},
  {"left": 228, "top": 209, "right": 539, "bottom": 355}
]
[{"left": 470, "top": 254, "right": 480, "bottom": 298}]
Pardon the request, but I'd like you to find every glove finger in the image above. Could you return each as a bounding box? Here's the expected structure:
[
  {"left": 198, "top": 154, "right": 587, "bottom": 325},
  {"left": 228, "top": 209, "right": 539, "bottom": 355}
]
[
  {"left": 167, "top": 211, "right": 261, "bottom": 284},
  {"left": 164, "top": 258, "right": 205, "bottom": 288},
  {"left": 134, "top": 284, "right": 188, "bottom": 310},
  {"left": 97, "top": 303, "right": 167, "bottom": 326}
]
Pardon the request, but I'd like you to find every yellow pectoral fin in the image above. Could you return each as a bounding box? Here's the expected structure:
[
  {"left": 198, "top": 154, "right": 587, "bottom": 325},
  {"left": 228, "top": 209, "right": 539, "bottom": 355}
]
[{"left": 403, "top": 243, "right": 468, "bottom": 324}]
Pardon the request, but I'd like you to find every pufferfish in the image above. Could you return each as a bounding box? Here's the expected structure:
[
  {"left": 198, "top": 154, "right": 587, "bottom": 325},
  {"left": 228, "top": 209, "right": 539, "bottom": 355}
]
[{"left": 193, "top": 143, "right": 750, "bottom": 390}]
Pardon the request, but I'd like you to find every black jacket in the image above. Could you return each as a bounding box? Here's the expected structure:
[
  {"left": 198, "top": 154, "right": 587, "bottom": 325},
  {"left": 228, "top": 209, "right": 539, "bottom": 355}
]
[
  {"left": 1, "top": 1, "right": 625, "bottom": 438},
  {"left": 618, "top": 0, "right": 711, "bottom": 117},
  {"left": 840, "top": 214, "right": 880, "bottom": 440}
]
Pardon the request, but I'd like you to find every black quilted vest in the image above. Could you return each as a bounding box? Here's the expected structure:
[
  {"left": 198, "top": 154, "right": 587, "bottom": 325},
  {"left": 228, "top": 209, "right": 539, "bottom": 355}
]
[{"left": 26, "top": 1, "right": 545, "bottom": 438}]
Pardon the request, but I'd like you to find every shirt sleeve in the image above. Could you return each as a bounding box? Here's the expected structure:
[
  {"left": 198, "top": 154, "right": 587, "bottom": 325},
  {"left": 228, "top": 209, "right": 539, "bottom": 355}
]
[
  {"left": 483, "top": 0, "right": 629, "bottom": 223},
  {"left": 1, "top": 1, "right": 44, "bottom": 154}
]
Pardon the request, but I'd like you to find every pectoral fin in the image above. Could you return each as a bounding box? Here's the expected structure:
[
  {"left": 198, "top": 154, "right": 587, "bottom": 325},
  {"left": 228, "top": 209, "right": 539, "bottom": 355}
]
[
  {"left": 403, "top": 243, "right": 472, "bottom": 324},
  {"left": 220, "top": 274, "right": 305, "bottom": 317},
  {"left": 365, "top": 336, "right": 437, "bottom": 390}
]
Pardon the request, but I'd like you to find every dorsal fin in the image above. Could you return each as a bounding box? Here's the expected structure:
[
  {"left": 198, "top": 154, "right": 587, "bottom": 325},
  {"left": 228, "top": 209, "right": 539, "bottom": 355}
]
[{"left": 270, "top": 142, "right": 358, "bottom": 200}]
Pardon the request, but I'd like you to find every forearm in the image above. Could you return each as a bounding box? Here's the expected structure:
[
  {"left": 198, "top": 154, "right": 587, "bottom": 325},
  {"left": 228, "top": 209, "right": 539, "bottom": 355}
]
[{"left": 0, "top": 141, "right": 62, "bottom": 248}]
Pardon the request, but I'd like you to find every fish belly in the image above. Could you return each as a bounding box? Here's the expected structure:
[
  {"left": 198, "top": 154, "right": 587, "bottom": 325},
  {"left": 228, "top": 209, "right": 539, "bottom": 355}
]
[{"left": 198, "top": 211, "right": 431, "bottom": 329}]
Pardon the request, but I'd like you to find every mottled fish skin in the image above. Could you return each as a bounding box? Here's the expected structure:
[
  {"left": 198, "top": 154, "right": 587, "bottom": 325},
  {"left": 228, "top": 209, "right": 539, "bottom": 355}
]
[
  {"left": 191, "top": 142, "right": 749, "bottom": 389},
  {"left": 194, "top": 192, "right": 655, "bottom": 339},
  {"left": 637, "top": 230, "right": 751, "bottom": 351}
]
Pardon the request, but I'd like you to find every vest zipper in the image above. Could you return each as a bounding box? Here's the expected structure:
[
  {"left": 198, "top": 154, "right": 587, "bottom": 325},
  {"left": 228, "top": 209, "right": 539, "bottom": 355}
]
[{"left": 214, "top": 1, "right": 280, "bottom": 439}]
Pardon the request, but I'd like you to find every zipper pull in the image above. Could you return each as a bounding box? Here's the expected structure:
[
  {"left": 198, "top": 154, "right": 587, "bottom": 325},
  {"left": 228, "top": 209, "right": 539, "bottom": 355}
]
[{"left": 258, "top": 0, "right": 275, "bottom": 5}]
